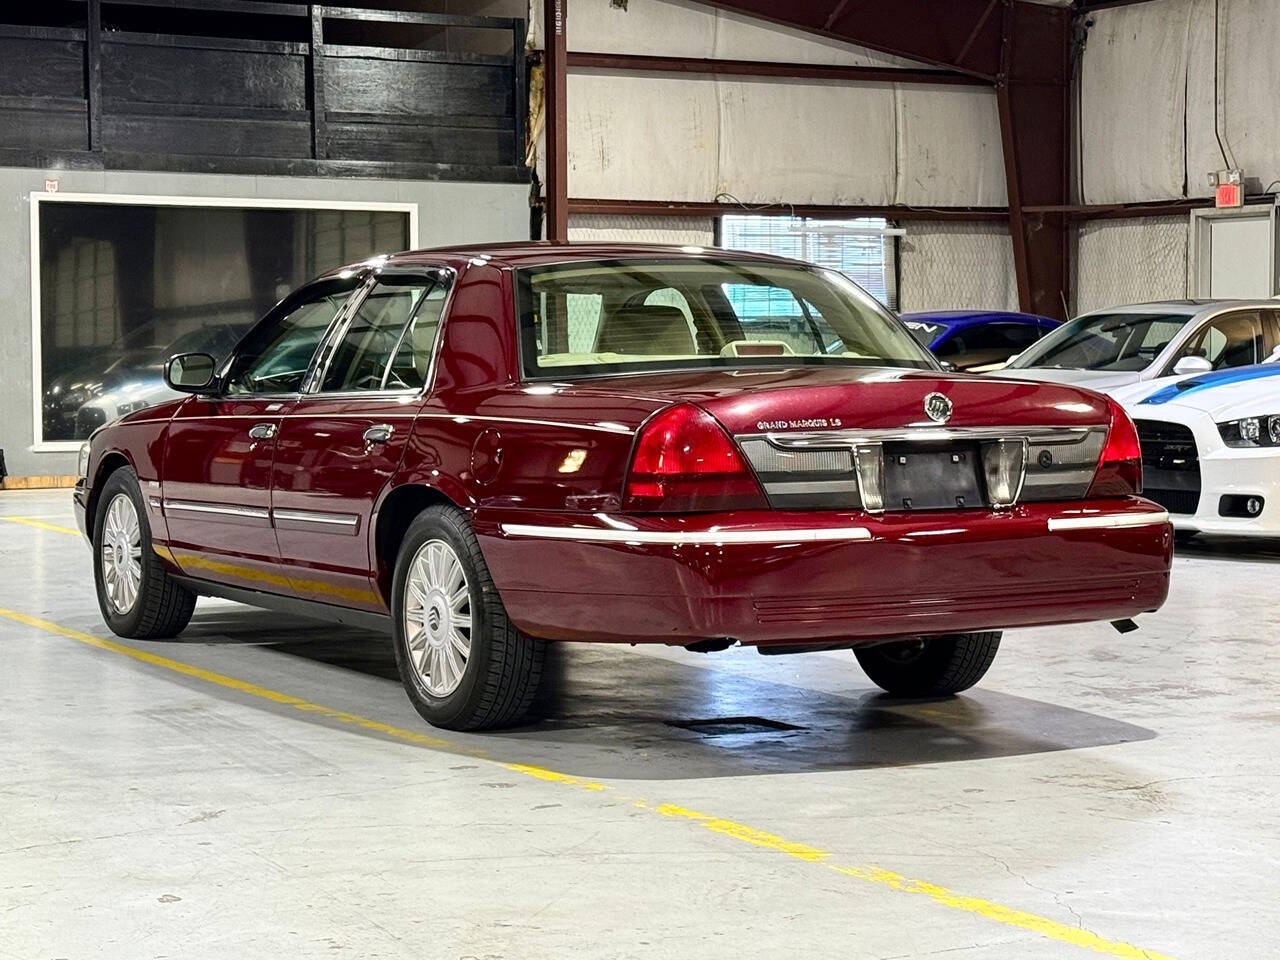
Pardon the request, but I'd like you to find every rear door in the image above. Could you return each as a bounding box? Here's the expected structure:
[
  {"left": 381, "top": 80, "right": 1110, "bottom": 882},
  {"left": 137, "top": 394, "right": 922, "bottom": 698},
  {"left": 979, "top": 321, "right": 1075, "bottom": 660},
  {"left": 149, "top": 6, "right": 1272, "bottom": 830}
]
[
  {"left": 161, "top": 278, "right": 359, "bottom": 592},
  {"left": 270, "top": 269, "right": 451, "bottom": 611}
]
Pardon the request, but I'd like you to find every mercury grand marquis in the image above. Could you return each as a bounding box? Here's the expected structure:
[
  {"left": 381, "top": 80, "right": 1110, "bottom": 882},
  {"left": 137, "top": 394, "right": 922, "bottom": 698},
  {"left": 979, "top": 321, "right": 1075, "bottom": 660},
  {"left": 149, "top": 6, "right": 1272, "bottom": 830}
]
[{"left": 74, "top": 244, "right": 1174, "bottom": 730}]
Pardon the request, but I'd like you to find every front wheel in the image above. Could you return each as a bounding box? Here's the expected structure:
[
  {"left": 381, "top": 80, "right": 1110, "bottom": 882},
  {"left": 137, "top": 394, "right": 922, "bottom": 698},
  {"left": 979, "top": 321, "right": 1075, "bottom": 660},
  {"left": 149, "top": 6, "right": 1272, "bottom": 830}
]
[
  {"left": 92, "top": 468, "right": 196, "bottom": 639},
  {"left": 854, "top": 632, "right": 1001, "bottom": 697},
  {"left": 391, "top": 505, "right": 545, "bottom": 731}
]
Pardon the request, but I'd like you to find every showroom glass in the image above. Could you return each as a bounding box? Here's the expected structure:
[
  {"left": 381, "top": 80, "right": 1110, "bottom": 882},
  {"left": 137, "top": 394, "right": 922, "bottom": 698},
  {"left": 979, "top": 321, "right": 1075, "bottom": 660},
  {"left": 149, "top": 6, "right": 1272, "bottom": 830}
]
[
  {"left": 37, "top": 201, "right": 409, "bottom": 441},
  {"left": 320, "top": 278, "right": 447, "bottom": 392},
  {"left": 516, "top": 260, "right": 935, "bottom": 378},
  {"left": 1008, "top": 313, "right": 1188, "bottom": 371},
  {"left": 1165, "top": 311, "right": 1264, "bottom": 372},
  {"left": 224, "top": 284, "right": 356, "bottom": 395}
]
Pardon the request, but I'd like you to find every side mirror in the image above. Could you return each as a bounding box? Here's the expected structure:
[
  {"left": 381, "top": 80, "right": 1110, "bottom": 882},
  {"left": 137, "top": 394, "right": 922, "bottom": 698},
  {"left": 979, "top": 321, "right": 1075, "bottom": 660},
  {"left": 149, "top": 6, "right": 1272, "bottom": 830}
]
[
  {"left": 164, "top": 352, "right": 218, "bottom": 393},
  {"left": 1172, "top": 355, "right": 1214, "bottom": 376},
  {"left": 938, "top": 359, "right": 957, "bottom": 372},
  {"left": 1006, "top": 352, "right": 1021, "bottom": 364}
]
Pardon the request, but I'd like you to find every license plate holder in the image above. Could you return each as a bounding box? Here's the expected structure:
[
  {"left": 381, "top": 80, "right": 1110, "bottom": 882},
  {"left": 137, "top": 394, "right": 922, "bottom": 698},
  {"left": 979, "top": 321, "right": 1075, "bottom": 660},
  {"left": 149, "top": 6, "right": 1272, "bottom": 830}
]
[{"left": 882, "top": 442, "right": 985, "bottom": 511}]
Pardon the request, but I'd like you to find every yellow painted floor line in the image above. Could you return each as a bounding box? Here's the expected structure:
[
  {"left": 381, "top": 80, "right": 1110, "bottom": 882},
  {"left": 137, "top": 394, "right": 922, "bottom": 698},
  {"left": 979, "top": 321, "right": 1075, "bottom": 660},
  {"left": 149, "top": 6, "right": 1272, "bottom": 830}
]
[
  {"left": 0, "top": 604, "right": 1178, "bottom": 960},
  {"left": 0, "top": 516, "right": 80, "bottom": 536}
]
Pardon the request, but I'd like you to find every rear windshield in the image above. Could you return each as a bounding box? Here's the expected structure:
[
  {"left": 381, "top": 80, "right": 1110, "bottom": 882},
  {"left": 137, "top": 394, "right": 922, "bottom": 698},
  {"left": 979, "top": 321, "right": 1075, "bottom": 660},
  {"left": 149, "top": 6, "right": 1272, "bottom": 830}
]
[
  {"left": 1008, "top": 312, "right": 1187, "bottom": 372},
  {"left": 515, "top": 258, "right": 936, "bottom": 378}
]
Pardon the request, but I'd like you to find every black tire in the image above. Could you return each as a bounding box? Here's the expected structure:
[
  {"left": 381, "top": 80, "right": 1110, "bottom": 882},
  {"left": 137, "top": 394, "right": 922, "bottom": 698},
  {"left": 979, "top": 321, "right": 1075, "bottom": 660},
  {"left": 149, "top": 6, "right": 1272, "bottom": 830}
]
[
  {"left": 854, "top": 632, "right": 1001, "bottom": 697},
  {"left": 93, "top": 468, "right": 196, "bottom": 639},
  {"left": 390, "top": 504, "right": 545, "bottom": 731}
]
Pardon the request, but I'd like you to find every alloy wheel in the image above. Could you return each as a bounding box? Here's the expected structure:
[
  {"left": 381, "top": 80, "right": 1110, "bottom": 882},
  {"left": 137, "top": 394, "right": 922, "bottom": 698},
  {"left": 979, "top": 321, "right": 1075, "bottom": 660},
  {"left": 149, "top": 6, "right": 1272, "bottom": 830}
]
[
  {"left": 101, "top": 493, "right": 143, "bottom": 615},
  {"left": 403, "top": 538, "right": 473, "bottom": 697}
]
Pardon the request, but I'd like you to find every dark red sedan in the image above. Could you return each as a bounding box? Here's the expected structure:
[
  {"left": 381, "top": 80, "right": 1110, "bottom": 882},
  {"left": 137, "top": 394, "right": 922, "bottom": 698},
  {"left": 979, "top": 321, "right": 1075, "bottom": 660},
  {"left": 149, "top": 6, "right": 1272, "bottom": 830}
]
[{"left": 74, "top": 244, "right": 1172, "bottom": 730}]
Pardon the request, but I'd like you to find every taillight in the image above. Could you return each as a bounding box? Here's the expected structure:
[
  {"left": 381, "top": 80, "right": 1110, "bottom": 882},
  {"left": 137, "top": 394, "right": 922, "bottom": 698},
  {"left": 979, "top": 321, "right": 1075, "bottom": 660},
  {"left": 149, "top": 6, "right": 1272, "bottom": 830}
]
[
  {"left": 623, "top": 403, "right": 767, "bottom": 512},
  {"left": 1087, "top": 397, "right": 1143, "bottom": 497}
]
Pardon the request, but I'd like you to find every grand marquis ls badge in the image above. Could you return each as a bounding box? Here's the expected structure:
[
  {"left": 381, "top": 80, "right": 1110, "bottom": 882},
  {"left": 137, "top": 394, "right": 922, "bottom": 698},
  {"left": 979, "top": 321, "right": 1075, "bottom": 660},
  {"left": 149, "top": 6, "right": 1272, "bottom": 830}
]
[{"left": 924, "top": 392, "right": 953, "bottom": 424}]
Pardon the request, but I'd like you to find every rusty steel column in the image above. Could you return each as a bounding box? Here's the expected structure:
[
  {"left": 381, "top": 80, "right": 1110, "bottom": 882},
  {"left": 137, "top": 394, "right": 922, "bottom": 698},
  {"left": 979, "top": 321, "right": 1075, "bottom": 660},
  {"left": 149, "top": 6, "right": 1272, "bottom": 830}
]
[
  {"left": 996, "top": 1, "right": 1071, "bottom": 319},
  {"left": 543, "top": 0, "right": 568, "bottom": 241}
]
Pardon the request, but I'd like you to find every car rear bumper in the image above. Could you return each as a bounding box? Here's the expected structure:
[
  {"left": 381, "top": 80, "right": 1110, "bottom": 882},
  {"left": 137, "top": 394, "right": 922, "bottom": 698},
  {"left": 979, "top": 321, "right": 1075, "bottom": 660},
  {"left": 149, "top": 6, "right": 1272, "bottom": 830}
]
[
  {"left": 475, "top": 500, "right": 1173, "bottom": 645},
  {"left": 73, "top": 479, "right": 89, "bottom": 542}
]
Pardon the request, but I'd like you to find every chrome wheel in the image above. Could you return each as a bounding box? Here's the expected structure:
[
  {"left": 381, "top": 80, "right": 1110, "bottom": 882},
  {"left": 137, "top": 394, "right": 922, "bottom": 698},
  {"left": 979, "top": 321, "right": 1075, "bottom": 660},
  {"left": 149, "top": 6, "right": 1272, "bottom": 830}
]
[
  {"left": 101, "top": 493, "right": 142, "bottom": 615},
  {"left": 403, "top": 538, "right": 472, "bottom": 697}
]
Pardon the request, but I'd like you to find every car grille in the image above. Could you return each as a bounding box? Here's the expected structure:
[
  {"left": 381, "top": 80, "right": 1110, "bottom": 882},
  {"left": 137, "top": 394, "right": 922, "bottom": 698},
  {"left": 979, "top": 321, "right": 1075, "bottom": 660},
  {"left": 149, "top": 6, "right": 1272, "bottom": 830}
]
[{"left": 1134, "top": 419, "right": 1201, "bottom": 515}]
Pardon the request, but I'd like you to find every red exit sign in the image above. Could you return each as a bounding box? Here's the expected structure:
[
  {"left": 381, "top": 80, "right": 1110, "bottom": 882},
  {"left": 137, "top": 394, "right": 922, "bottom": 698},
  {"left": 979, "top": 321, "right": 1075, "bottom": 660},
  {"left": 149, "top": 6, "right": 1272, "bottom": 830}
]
[{"left": 1216, "top": 182, "right": 1244, "bottom": 208}]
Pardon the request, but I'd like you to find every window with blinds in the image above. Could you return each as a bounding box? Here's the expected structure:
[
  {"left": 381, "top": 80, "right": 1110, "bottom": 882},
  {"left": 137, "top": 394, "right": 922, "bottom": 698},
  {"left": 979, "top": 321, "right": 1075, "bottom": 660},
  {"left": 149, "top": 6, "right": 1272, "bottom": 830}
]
[{"left": 719, "top": 215, "right": 898, "bottom": 310}]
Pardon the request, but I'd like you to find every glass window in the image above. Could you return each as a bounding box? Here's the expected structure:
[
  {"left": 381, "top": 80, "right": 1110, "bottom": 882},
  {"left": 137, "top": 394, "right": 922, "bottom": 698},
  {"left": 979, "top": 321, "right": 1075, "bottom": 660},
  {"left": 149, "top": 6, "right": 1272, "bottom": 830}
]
[
  {"left": 320, "top": 278, "right": 443, "bottom": 392},
  {"left": 517, "top": 258, "right": 934, "bottom": 378},
  {"left": 935, "top": 323, "right": 1047, "bottom": 369},
  {"left": 37, "top": 200, "right": 410, "bottom": 441},
  {"left": 1167, "top": 311, "right": 1264, "bottom": 372},
  {"left": 225, "top": 285, "right": 355, "bottom": 395},
  {"left": 720, "top": 214, "right": 898, "bottom": 310},
  {"left": 1008, "top": 312, "right": 1188, "bottom": 372}
]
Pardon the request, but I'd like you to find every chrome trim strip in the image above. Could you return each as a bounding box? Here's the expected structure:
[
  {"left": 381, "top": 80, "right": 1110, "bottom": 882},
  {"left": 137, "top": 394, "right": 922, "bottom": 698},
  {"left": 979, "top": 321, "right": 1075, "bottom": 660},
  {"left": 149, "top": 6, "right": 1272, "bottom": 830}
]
[
  {"left": 163, "top": 500, "right": 270, "bottom": 520},
  {"left": 273, "top": 509, "right": 359, "bottom": 527},
  {"left": 417, "top": 413, "right": 634, "bottom": 435},
  {"left": 500, "top": 523, "right": 872, "bottom": 544},
  {"left": 761, "top": 480, "right": 860, "bottom": 496},
  {"left": 753, "top": 425, "right": 1098, "bottom": 448},
  {"left": 1047, "top": 511, "right": 1171, "bottom": 532}
]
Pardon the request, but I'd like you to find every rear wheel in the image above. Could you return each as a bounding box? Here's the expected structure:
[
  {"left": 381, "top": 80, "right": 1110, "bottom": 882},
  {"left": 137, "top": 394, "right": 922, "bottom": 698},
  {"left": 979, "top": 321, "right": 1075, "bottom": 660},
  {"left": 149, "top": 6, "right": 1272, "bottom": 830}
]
[
  {"left": 854, "top": 632, "right": 1001, "bottom": 697},
  {"left": 92, "top": 468, "right": 196, "bottom": 639},
  {"left": 391, "top": 505, "right": 545, "bottom": 730}
]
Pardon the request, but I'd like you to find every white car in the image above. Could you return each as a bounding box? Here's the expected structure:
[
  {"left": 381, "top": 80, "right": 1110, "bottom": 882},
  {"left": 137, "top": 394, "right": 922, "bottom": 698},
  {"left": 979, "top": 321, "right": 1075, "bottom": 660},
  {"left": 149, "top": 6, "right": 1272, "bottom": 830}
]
[
  {"left": 1112, "top": 353, "right": 1280, "bottom": 537},
  {"left": 1000, "top": 300, "right": 1280, "bottom": 392}
]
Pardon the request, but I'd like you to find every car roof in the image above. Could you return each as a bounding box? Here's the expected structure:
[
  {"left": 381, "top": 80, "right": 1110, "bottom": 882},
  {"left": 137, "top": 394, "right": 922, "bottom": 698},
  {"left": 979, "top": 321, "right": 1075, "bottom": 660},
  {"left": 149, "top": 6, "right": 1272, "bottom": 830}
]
[
  {"left": 899, "top": 310, "right": 1057, "bottom": 327},
  {"left": 318, "top": 242, "right": 816, "bottom": 278},
  {"left": 1077, "top": 299, "right": 1280, "bottom": 318}
]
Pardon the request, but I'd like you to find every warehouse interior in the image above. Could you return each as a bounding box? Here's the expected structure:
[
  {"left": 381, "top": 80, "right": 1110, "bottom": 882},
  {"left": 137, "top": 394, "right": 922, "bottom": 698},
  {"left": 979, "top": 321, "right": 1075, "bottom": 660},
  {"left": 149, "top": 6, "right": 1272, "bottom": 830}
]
[{"left": 1, "top": 1, "right": 1278, "bottom": 958}]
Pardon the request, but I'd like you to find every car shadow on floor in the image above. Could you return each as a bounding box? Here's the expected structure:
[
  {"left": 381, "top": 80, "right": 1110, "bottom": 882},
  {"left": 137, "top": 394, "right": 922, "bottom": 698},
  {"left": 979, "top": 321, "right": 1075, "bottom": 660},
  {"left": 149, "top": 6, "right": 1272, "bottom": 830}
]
[{"left": 172, "top": 606, "right": 1157, "bottom": 781}]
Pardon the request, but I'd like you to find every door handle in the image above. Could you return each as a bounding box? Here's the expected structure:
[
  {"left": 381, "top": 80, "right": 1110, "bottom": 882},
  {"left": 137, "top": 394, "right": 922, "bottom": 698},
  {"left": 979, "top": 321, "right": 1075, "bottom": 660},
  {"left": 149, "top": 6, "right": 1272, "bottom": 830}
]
[
  {"left": 248, "top": 423, "right": 277, "bottom": 440},
  {"left": 363, "top": 423, "right": 395, "bottom": 444}
]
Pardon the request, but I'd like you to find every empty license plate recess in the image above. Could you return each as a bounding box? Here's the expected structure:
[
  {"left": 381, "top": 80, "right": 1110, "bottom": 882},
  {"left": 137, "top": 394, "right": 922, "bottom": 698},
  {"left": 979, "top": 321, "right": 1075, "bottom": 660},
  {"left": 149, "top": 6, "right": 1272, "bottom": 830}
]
[{"left": 882, "top": 442, "right": 985, "bottom": 510}]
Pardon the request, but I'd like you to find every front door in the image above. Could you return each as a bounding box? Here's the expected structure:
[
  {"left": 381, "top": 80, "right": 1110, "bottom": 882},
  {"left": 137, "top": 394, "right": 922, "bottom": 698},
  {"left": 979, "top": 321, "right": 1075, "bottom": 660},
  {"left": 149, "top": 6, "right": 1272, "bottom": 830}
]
[
  {"left": 272, "top": 271, "right": 449, "bottom": 611},
  {"left": 161, "top": 277, "right": 360, "bottom": 593}
]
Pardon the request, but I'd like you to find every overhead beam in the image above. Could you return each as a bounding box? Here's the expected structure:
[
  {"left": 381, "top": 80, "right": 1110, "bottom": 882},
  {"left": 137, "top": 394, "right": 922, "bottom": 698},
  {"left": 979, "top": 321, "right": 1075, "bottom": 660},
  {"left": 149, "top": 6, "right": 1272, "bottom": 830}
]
[
  {"left": 565, "top": 52, "right": 984, "bottom": 86},
  {"left": 567, "top": 198, "right": 1011, "bottom": 222},
  {"left": 543, "top": 0, "right": 568, "bottom": 241},
  {"left": 690, "top": 0, "right": 1010, "bottom": 79}
]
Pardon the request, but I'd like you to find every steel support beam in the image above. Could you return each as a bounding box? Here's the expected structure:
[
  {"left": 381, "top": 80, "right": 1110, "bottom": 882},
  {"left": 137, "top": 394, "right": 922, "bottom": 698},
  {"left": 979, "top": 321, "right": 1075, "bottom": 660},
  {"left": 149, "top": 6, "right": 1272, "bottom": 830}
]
[
  {"left": 567, "top": 198, "right": 1010, "bottom": 222},
  {"left": 565, "top": 52, "right": 984, "bottom": 86},
  {"left": 543, "top": 0, "right": 568, "bottom": 241},
  {"left": 996, "top": 1, "right": 1071, "bottom": 320}
]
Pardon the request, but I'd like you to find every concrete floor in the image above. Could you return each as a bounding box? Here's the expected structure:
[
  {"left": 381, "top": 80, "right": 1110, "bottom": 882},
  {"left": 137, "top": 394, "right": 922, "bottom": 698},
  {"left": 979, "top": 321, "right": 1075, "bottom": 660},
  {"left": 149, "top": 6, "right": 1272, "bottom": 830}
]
[{"left": 1, "top": 489, "right": 1276, "bottom": 960}]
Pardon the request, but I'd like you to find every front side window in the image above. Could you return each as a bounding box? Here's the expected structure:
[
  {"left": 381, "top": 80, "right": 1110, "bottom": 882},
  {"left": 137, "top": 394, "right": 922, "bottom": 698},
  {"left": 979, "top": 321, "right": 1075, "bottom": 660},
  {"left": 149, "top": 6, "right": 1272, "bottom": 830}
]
[
  {"left": 517, "top": 259, "right": 933, "bottom": 378},
  {"left": 320, "top": 276, "right": 446, "bottom": 392},
  {"left": 1166, "top": 311, "right": 1264, "bottom": 373},
  {"left": 224, "top": 282, "right": 356, "bottom": 395},
  {"left": 1008, "top": 312, "right": 1188, "bottom": 372}
]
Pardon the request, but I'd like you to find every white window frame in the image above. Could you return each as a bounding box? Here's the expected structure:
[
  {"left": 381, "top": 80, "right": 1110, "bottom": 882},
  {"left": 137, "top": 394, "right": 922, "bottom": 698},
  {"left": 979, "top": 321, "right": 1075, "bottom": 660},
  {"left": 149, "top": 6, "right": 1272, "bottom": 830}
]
[{"left": 29, "top": 191, "right": 419, "bottom": 452}]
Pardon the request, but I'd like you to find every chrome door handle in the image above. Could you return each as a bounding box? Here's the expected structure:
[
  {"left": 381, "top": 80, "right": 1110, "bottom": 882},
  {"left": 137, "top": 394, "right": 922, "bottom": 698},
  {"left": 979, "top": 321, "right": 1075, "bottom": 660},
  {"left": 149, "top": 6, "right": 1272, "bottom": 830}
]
[
  {"left": 248, "top": 423, "right": 277, "bottom": 440},
  {"left": 363, "top": 424, "right": 395, "bottom": 444}
]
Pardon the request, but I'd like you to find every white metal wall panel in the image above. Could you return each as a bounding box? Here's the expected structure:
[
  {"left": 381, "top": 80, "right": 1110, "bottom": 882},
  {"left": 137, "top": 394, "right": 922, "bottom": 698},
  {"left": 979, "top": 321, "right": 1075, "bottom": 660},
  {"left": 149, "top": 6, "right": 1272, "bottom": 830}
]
[
  {"left": 897, "top": 222, "right": 1019, "bottom": 314},
  {"left": 1072, "top": 216, "right": 1188, "bottom": 314},
  {"left": 716, "top": 79, "right": 897, "bottom": 205},
  {"left": 896, "top": 85, "right": 1008, "bottom": 207},
  {"left": 1079, "top": 1, "right": 1191, "bottom": 204},
  {"left": 567, "top": 214, "right": 715, "bottom": 245},
  {"left": 566, "top": 71, "right": 720, "bottom": 201}
]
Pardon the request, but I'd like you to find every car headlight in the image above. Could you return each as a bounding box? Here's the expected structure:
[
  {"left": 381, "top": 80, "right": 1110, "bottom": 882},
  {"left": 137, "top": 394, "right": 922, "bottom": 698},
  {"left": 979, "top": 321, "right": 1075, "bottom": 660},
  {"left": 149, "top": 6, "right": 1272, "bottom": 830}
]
[
  {"left": 1218, "top": 415, "right": 1280, "bottom": 447},
  {"left": 77, "top": 442, "right": 91, "bottom": 480}
]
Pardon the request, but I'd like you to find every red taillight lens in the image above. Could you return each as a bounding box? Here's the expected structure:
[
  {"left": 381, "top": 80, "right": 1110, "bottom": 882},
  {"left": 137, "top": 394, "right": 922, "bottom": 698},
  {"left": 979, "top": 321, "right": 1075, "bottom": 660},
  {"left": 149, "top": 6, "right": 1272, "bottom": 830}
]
[
  {"left": 1087, "top": 397, "right": 1143, "bottom": 497},
  {"left": 623, "top": 403, "right": 766, "bottom": 512}
]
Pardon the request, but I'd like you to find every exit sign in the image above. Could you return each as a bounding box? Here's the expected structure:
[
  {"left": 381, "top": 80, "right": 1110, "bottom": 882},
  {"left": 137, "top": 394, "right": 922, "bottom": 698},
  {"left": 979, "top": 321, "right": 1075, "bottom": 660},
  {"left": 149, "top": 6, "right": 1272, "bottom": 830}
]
[{"left": 1216, "top": 182, "right": 1244, "bottom": 208}]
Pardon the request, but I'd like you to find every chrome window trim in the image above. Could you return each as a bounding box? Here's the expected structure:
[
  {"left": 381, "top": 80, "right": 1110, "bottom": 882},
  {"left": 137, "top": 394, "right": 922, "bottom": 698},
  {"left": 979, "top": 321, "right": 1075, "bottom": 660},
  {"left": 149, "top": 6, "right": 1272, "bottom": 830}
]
[{"left": 163, "top": 500, "right": 270, "bottom": 520}]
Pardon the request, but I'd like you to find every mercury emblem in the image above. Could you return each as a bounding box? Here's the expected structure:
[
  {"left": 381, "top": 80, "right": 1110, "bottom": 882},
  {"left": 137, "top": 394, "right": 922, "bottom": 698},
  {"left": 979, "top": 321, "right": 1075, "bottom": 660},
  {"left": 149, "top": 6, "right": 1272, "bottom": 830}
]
[{"left": 924, "top": 392, "right": 953, "bottom": 424}]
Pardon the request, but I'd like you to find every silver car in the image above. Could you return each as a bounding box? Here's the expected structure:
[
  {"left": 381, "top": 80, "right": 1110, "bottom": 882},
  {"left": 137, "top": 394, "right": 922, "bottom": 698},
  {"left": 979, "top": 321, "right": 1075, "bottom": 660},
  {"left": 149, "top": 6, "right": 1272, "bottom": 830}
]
[{"left": 1000, "top": 300, "right": 1280, "bottom": 392}]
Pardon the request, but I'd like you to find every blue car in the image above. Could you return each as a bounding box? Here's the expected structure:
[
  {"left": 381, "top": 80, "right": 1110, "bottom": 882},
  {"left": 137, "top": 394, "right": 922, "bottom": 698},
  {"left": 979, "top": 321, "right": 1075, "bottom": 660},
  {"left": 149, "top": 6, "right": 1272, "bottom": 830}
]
[{"left": 900, "top": 310, "right": 1060, "bottom": 372}]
